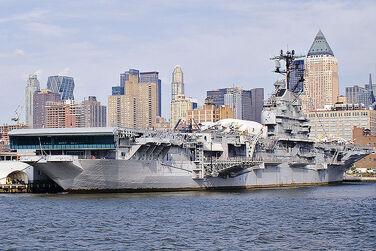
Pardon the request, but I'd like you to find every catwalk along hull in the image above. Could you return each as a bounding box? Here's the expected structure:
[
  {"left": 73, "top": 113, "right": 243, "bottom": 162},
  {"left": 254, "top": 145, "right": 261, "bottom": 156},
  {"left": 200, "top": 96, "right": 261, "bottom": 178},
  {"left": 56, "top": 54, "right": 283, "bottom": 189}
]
[{"left": 32, "top": 159, "right": 346, "bottom": 192}]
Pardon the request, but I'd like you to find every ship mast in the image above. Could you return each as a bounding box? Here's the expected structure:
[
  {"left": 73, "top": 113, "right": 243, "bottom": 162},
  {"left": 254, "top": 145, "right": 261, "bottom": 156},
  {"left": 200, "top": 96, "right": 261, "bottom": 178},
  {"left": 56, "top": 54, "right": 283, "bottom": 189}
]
[{"left": 270, "top": 50, "right": 304, "bottom": 89}]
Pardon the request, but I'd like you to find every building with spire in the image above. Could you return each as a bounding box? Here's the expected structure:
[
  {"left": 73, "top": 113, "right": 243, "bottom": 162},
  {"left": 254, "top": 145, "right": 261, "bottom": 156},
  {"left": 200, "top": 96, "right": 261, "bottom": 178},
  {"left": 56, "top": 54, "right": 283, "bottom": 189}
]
[
  {"left": 171, "top": 66, "right": 184, "bottom": 101},
  {"left": 369, "top": 73, "right": 376, "bottom": 104},
  {"left": 25, "top": 74, "right": 40, "bottom": 127},
  {"left": 302, "top": 30, "right": 339, "bottom": 112}
]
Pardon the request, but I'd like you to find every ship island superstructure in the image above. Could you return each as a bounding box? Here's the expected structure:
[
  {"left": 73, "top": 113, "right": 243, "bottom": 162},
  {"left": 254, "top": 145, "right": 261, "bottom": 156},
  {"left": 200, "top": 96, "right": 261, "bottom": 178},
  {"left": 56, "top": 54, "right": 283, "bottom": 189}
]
[{"left": 8, "top": 50, "right": 372, "bottom": 192}]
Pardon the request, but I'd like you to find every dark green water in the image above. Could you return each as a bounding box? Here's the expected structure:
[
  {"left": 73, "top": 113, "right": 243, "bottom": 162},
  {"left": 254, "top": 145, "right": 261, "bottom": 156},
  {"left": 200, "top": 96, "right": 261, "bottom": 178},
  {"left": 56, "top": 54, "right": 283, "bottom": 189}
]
[{"left": 0, "top": 183, "right": 375, "bottom": 250}]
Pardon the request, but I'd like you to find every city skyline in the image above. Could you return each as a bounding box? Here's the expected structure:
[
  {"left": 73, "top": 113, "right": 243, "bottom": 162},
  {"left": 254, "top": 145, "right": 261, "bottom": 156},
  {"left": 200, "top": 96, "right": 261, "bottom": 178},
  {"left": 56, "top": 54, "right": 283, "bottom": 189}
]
[{"left": 1, "top": 0, "right": 376, "bottom": 122}]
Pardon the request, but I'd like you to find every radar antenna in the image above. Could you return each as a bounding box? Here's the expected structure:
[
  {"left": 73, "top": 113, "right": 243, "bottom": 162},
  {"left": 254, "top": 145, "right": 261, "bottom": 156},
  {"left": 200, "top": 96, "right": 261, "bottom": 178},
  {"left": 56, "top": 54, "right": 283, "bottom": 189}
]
[{"left": 270, "top": 50, "right": 304, "bottom": 89}]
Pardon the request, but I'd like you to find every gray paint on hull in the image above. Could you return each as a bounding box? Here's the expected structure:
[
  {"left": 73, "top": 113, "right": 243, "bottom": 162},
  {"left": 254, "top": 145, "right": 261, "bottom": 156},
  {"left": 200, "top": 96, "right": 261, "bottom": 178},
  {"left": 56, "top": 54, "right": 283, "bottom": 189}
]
[{"left": 33, "top": 159, "right": 346, "bottom": 191}]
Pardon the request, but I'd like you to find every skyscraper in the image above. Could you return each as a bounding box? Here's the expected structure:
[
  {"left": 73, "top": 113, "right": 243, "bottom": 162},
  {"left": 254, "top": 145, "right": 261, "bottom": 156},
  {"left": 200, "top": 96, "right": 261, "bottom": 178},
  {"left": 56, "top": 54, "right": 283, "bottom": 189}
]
[
  {"left": 360, "top": 83, "right": 374, "bottom": 107},
  {"left": 224, "top": 88, "right": 243, "bottom": 120},
  {"left": 250, "top": 88, "right": 264, "bottom": 123},
  {"left": 241, "top": 90, "right": 252, "bottom": 121},
  {"left": 115, "top": 69, "right": 161, "bottom": 117},
  {"left": 302, "top": 30, "right": 339, "bottom": 111},
  {"left": 25, "top": 74, "right": 40, "bottom": 127},
  {"left": 109, "top": 69, "right": 157, "bottom": 129},
  {"left": 369, "top": 73, "right": 376, "bottom": 103},
  {"left": 81, "top": 96, "right": 107, "bottom": 127},
  {"left": 47, "top": 76, "right": 75, "bottom": 100},
  {"left": 206, "top": 87, "right": 264, "bottom": 122},
  {"left": 289, "top": 60, "right": 305, "bottom": 94},
  {"left": 120, "top": 69, "right": 139, "bottom": 90},
  {"left": 171, "top": 66, "right": 184, "bottom": 101},
  {"left": 140, "top": 71, "right": 161, "bottom": 117},
  {"left": 345, "top": 85, "right": 363, "bottom": 104},
  {"left": 345, "top": 76, "right": 375, "bottom": 109},
  {"left": 33, "top": 89, "right": 61, "bottom": 128},
  {"left": 206, "top": 88, "right": 227, "bottom": 108}
]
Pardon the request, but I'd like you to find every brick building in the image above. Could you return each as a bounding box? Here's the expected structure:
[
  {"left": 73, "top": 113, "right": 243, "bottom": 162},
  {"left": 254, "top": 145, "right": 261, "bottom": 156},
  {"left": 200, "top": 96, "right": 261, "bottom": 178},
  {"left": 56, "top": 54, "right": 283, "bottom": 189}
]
[{"left": 352, "top": 126, "right": 376, "bottom": 169}]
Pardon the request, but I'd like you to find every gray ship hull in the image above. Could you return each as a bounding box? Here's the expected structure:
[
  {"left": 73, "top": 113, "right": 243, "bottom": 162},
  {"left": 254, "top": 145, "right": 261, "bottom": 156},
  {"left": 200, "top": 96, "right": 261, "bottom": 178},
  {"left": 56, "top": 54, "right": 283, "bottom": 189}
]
[{"left": 33, "top": 159, "right": 346, "bottom": 192}]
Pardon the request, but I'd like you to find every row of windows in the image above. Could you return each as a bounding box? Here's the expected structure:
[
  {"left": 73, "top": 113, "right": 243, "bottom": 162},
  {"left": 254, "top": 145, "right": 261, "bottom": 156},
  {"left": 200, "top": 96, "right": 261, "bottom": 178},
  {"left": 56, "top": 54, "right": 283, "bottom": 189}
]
[
  {"left": 309, "top": 111, "right": 369, "bottom": 118},
  {"left": 12, "top": 144, "right": 115, "bottom": 150}
]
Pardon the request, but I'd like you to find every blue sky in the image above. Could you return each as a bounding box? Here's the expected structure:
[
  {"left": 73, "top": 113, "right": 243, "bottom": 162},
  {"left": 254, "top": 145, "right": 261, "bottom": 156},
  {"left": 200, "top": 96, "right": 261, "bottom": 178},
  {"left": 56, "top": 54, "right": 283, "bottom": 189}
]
[{"left": 0, "top": 0, "right": 375, "bottom": 122}]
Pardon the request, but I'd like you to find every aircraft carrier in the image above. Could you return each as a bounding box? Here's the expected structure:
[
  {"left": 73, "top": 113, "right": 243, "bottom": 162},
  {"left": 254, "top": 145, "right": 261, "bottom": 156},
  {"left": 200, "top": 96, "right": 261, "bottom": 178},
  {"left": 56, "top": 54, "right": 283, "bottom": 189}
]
[{"left": 9, "top": 50, "right": 372, "bottom": 192}]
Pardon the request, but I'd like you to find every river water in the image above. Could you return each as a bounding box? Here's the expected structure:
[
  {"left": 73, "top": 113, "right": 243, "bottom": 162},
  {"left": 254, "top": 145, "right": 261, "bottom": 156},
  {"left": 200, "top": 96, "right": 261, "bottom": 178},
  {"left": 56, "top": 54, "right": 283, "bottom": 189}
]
[{"left": 0, "top": 182, "right": 375, "bottom": 250}]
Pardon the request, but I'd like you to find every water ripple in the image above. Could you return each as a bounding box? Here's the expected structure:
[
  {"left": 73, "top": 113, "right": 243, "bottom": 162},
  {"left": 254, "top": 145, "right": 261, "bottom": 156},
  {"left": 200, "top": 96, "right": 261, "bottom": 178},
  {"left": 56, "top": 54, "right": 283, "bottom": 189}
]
[{"left": 0, "top": 183, "right": 375, "bottom": 250}]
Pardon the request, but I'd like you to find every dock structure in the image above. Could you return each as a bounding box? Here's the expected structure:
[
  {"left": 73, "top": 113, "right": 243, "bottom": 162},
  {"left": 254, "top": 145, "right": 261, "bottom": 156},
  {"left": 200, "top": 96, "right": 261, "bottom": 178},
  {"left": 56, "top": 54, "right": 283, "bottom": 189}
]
[
  {"left": 343, "top": 175, "right": 376, "bottom": 182},
  {"left": 0, "top": 184, "right": 28, "bottom": 193},
  {"left": 0, "top": 157, "right": 63, "bottom": 193},
  {"left": 0, "top": 183, "right": 63, "bottom": 193}
]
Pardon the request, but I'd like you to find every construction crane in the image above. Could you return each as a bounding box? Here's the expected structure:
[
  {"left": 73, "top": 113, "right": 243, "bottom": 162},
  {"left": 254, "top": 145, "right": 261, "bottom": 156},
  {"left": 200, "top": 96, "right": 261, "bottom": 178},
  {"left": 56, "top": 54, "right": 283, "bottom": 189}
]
[{"left": 11, "top": 105, "right": 23, "bottom": 123}]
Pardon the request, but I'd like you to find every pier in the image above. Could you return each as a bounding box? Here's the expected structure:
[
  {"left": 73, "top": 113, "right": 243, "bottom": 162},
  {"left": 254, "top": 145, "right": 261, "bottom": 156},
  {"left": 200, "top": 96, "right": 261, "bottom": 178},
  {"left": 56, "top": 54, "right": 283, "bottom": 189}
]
[
  {"left": 343, "top": 175, "right": 376, "bottom": 182},
  {"left": 0, "top": 183, "right": 63, "bottom": 193}
]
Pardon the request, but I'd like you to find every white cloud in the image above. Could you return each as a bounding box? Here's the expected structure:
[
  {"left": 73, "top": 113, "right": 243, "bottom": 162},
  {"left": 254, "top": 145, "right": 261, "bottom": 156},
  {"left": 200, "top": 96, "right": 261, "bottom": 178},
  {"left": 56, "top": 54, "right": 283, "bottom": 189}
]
[
  {"left": 14, "top": 49, "right": 25, "bottom": 56},
  {"left": 24, "top": 22, "right": 70, "bottom": 37},
  {"left": 58, "top": 68, "right": 70, "bottom": 76},
  {"left": 0, "top": 9, "right": 48, "bottom": 23},
  {"left": 34, "top": 69, "right": 43, "bottom": 76},
  {"left": 0, "top": 0, "right": 376, "bottom": 122}
]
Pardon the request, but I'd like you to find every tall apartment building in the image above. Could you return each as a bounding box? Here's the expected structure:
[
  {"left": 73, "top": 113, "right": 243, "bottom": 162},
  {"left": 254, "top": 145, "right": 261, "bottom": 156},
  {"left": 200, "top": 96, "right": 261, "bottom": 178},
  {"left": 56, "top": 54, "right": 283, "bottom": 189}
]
[
  {"left": 108, "top": 95, "right": 134, "bottom": 128},
  {"left": 171, "top": 65, "right": 184, "bottom": 101},
  {"left": 25, "top": 74, "right": 40, "bottom": 127},
  {"left": 45, "top": 101, "right": 66, "bottom": 128},
  {"left": 140, "top": 71, "right": 161, "bottom": 117},
  {"left": 45, "top": 100, "right": 83, "bottom": 128},
  {"left": 306, "top": 104, "right": 376, "bottom": 140},
  {"left": 81, "top": 96, "right": 107, "bottom": 127},
  {"left": 109, "top": 69, "right": 157, "bottom": 129},
  {"left": 302, "top": 30, "right": 339, "bottom": 112},
  {"left": 115, "top": 69, "right": 161, "bottom": 117},
  {"left": 33, "top": 89, "right": 61, "bottom": 128},
  {"left": 170, "top": 94, "right": 197, "bottom": 128},
  {"left": 206, "top": 87, "right": 264, "bottom": 122},
  {"left": 47, "top": 76, "right": 75, "bottom": 100}
]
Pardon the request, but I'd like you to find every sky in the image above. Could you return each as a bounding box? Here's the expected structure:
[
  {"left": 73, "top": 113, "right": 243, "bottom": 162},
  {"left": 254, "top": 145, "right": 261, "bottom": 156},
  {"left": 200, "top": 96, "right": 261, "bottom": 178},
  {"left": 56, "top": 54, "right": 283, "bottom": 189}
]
[{"left": 0, "top": 0, "right": 375, "bottom": 123}]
